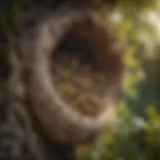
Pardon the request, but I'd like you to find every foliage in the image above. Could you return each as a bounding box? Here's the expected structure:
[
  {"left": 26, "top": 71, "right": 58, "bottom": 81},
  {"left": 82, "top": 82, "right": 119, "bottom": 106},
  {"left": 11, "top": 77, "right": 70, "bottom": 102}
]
[
  {"left": 79, "top": 1, "right": 160, "bottom": 160},
  {"left": 109, "top": 0, "right": 160, "bottom": 115},
  {"left": 79, "top": 106, "right": 160, "bottom": 160}
]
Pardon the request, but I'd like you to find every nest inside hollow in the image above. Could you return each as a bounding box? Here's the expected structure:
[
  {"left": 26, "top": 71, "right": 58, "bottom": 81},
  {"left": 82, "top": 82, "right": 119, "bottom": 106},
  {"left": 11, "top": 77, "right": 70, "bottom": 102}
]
[{"left": 50, "top": 14, "right": 122, "bottom": 117}]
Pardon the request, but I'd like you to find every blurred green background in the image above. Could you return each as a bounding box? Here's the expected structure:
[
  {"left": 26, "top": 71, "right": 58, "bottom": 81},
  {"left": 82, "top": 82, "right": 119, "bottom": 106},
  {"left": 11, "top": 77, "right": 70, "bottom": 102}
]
[{"left": 78, "top": 0, "right": 160, "bottom": 160}]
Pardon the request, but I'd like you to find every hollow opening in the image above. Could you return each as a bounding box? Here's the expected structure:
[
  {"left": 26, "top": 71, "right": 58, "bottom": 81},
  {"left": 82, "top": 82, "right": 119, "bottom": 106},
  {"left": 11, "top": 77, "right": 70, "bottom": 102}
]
[{"left": 50, "top": 17, "right": 119, "bottom": 117}]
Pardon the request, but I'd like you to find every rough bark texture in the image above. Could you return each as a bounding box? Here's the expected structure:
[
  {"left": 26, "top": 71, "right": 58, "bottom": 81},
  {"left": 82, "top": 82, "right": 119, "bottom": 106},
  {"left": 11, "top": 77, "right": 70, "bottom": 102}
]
[{"left": 0, "top": 1, "right": 123, "bottom": 160}]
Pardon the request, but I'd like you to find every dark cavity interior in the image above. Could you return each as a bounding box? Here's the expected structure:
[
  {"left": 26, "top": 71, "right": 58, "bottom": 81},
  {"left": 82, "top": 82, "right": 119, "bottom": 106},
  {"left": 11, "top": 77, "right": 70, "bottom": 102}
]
[{"left": 51, "top": 18, "right": 108, "bottom": 116}]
